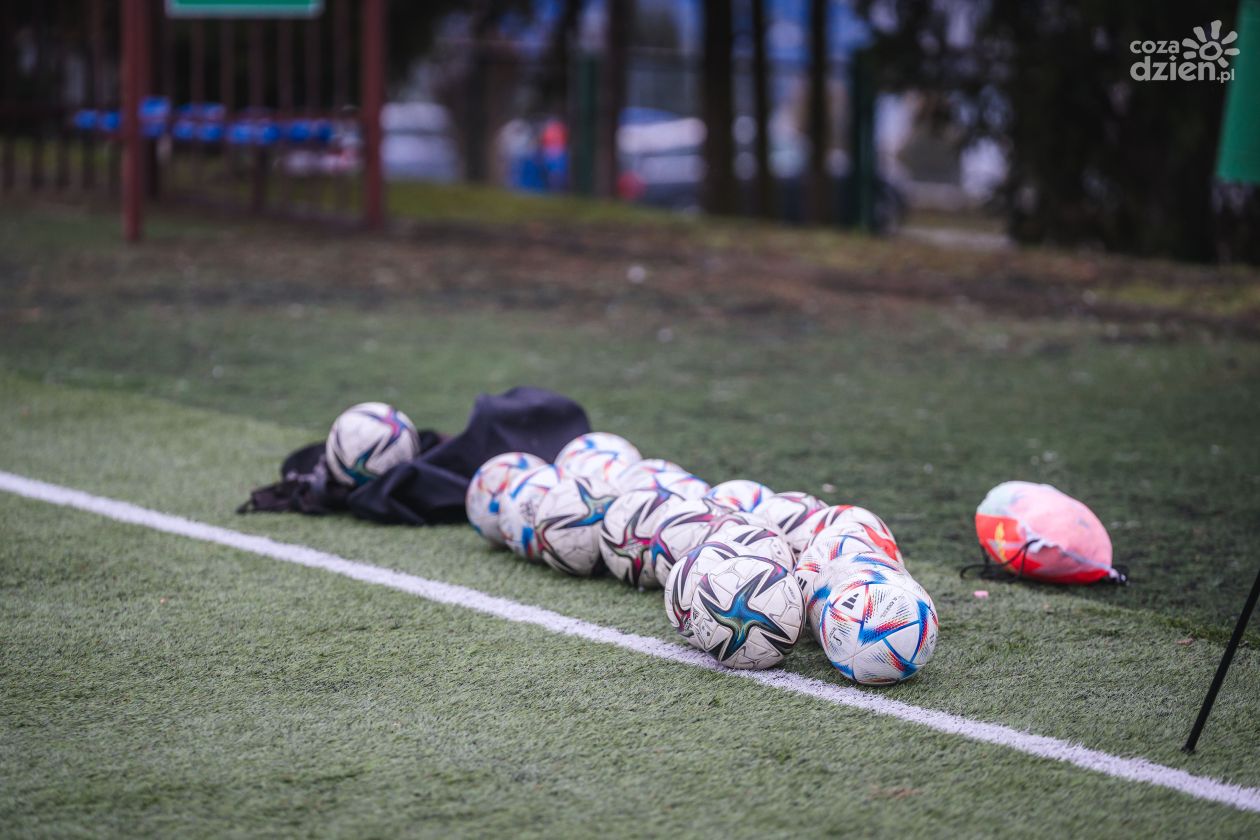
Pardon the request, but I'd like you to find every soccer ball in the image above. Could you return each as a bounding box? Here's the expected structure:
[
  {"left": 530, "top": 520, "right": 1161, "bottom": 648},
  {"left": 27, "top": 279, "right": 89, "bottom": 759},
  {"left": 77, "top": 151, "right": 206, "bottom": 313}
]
[
  {"left": 804, "top": 548, "right": 905, "bottom": 643},
  {"left": 564, "top": 448, "right": 637, "bottom": 485},
  {"left": 498, "top": 464, "right": 564, "bottom": 561},
  {"left": 613, "top": 458, "right": 688, "bottom": 493},
  {"left": 533, "top": 476, "right": 619, "bottom": 576},
  {"left": 664, "top": 539, "right": 745, "bottom": 647},
  {"left": 555, "top": 432, "right": 642, "bottom": 470},
  {"left": 758, "top": 491, "right": 827, "bottom": 549},
  {"left": 792, "top": 530, "right": 880, "bottom": 602},
  {"left": 599, "top": 488, "right": 680, "bottom": 588},
  {"left": 466, "top": 452, "right": 547, "bottom": 546},
  {"left": 706, "top": 479, "right": 774, "bottom": 512},
  {"left": 325, "top": 402, "right": 420, "bottom": 486},
  {"left": 655, "top": 471, "right": 711, "bottom": 500},
  {"left": 818, "top": 573, "right": 938, "bottom": 684},
  {"left": 794, "top": 505, "right": 902, "bottom": 563},
  {"left": 703, "top": 509, "right": 784, "bottom": 541},
  {"left": 690, "top": 555, "right": 804, "bottom": 669},
  {"left": 616, "top": 464, "right": 710, "bottom": 500},
  {"left": 710, "top": 522, "right": 795, "bottom": 571},
  {"left": 649, "top": 497, "right": 729, "bottom": 586}
]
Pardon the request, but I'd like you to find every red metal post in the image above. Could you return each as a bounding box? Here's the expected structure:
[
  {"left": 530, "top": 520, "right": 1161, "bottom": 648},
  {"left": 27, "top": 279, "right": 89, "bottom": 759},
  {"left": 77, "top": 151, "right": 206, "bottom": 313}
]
[
  {"left": 121, "top": 0, "right": 144, "bottom": 241},
  {"left": 360, "top": 0, "right": 385, "bottom": 229}
]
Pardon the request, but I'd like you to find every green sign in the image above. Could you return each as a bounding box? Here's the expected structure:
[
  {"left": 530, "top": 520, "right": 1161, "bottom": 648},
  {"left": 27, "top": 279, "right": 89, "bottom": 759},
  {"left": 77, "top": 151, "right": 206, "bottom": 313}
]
[
  {"left": 1218, "top": 0, "right": 1260, "bottom": 184},
  {"left": 166, "top": 0, "right": 323, "bottom": 18}
]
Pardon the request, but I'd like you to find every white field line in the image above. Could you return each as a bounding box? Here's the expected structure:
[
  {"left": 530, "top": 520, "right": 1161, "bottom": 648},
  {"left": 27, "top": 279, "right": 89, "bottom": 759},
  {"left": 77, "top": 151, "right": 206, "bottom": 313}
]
[{"left": 1, "top": 469, "right": 1257, "bottom": 815}]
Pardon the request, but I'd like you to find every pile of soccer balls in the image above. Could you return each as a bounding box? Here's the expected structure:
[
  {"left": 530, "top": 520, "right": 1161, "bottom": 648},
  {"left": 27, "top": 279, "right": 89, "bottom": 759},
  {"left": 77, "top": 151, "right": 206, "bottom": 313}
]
[{"left": 467, "top": 431, "right": 939, "bottom": 685}]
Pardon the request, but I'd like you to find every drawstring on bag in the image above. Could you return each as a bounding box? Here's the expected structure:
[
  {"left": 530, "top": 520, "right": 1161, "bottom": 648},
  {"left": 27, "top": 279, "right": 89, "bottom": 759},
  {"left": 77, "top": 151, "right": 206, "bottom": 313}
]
[{"left": 960, "top": 539, "right": 1129, "bottom": 585}]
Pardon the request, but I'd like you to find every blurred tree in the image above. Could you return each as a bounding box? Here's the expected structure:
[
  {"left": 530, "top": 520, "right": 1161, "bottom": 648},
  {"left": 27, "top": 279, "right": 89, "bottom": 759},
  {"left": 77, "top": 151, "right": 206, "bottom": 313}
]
[
  {"left": 751, "top": 0, "right": 773, "bottom": 217},
  {"left": 599, "top": 0, "right": 632, "bottom": 198},
  {"left": 859, "top": 0, "right": 1257, "bottom": 262},
  {"left": 536, "top": 0, "right": 585, "bottom": 116},
  {"left": 807, "top": 0, "right": 829, "bottom": 223},
  {"left": 703, "top": 0, "right": 737, "bottom": 214},
  {"left": 387, "top": 1, "right": 526, "bottom": 84},
  {"left": 632, "top": 3, "right": 682, "bottom": 50}
]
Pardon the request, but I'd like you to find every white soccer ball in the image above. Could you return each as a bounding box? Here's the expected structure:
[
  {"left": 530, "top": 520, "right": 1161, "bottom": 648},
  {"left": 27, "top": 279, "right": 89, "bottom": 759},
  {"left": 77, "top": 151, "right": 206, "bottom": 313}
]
[
  {"left": 709, "top": 522, "right": 795, "bottom": 571},
  {"left": 498, "top": 464, "right": 564, "bottom": 562},
  {"left": 465, "top": 451, "right": 547, "bottom": 546},
  {"left": 794, "top": 504, "right": 902, "bottom": 563},
  {"left": 617, "top": 465, "right": 710, "bottom": 498},
  {"left": 599, "top": 488, "right": 680, "bottom": 588},
  {"left": 325, "top": 402, "right": 420, "bottom": 486},
  {"left": 649, "top": 497, "right": 729, "bottom": 586},
  {"left": 706, "top": 479, "right": 774, "bottom": 512},
  {"left": 564, "top": 448, "right": 637, "bottom": 485},
  {"left": 818, "top": 573, "right": 938, "bottom": 685},
  {"left": 804, "top": 547, "right": 906, "bottom": 643},
  {"left": 613, "top": 458, "right": 688, "bottom": 493},
  {"left": 690, "top": 555, "right": 804, "bottom": 669},
  {"left": 655, "top": 471, "right": 711, "bottom": 500},
  {"left": 792, "top": 530, "right": 881, "bottom": 602},
  {"left": 663, "top": 538, "right": 745, "bottom": 647},
  {"left": 702, "top": 508, "right": 784, "bottom": 541},
  {"left": 555, "top": 432, "right": 642, "bottom": 470},
  {"left": 533, "top": 476, "right": 619, "bottom": 576},
  {"left": 758, "top": 491, "right": 828, "bottom": 550}
]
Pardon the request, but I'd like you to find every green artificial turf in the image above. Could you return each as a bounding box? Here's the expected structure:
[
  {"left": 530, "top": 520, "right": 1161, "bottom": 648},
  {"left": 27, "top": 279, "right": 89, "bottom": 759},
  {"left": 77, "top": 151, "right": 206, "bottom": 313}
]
[
  {"left": 3, "top": 495, "right": 1256, "bottom": 839},
  {"left": 1, "top": 201, "right": 1259, "bottom": 836}
]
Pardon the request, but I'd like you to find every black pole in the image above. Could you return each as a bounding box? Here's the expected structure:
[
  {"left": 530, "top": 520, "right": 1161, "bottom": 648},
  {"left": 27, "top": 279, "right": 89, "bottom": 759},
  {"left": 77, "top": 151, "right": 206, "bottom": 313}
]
[{"left": 1183, "top": 562, "right": 1260, "bottom": 753}]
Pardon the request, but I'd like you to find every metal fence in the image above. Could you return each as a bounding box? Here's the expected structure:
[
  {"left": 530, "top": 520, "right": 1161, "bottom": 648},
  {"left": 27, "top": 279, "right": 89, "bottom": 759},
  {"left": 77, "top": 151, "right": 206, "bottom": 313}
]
[{"left": 0, "top": 0, "right": 380, "bottom": 228}]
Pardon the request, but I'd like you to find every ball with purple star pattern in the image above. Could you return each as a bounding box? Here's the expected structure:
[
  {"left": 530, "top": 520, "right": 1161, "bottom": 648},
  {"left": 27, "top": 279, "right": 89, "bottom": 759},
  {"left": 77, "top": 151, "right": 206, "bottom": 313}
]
[
  {"left": 649, "top": 497, "right": 729, "bottom": 586},
  {"left": 663, "top": 538, "right": 744, "bottom": 647},
  {"left": 757, "top": 491, "right": 828, "bottom": 551},
  {"left": 701, "top": 508, "right": 783, "bottom": 542},
  {"left": 690, "top": 554, "right": 804, "bottom": 669},
  {"left": 325, "top": 402, "right": 421, "bottom": 487},
  {"left": 708, "top": 522, "right": 795, "bottom": 571},
  {"left": 599, "top": 487, "right": 680, "bottom": 588},
  {"left": 534, "top": 476, "right": 619, "bottom": 576}
]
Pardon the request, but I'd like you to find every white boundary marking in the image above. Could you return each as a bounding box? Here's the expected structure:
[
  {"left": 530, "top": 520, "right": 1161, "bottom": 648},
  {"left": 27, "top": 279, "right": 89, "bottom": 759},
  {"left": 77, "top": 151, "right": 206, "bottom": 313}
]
[{"left": 1, "top": 468, "right": 1257, "bottom": 815}]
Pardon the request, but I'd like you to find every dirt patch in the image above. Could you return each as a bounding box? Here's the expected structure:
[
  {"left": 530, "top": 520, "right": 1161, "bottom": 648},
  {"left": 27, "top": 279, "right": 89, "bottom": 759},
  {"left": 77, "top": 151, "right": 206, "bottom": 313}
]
[{"left": 5, "top": 199, "right": 1259, "bottom": 340}]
